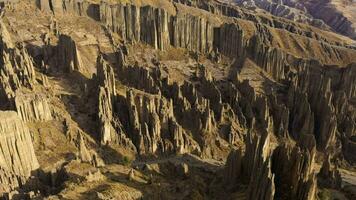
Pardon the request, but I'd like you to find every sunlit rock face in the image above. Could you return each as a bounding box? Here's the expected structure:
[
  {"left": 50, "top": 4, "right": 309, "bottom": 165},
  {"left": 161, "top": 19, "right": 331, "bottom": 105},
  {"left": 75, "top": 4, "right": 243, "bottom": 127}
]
[
  {"left": 0, "top": 111, "right": 39, "bottom": 194},
  {"left": 235, "top": 0, "right": 356, "bottom": 39},
  {"left": 0, "top": 0, "right": 355, "bottom": 199}
]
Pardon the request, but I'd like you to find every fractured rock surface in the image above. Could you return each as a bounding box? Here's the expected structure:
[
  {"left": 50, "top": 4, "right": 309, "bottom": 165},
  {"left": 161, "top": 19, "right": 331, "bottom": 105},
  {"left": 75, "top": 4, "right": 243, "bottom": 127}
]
[
  {"left": 0, "top": 0, "right": 355, "bottom": 199},
  {"left": 0, "top": 111, "right": 39, "bottom": 194}
]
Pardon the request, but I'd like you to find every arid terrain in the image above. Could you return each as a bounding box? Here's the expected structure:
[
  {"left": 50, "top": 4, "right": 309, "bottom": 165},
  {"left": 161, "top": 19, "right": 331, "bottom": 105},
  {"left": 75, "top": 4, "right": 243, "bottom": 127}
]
[{"left": 0, "top": 0, "right": 356, "bottom": 199}]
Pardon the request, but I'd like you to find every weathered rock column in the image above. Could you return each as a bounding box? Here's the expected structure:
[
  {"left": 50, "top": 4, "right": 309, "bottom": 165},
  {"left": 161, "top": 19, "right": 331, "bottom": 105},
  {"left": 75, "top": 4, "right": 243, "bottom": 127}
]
[{"left": 0, "top": 111, "right": 39, "bottom": 194}]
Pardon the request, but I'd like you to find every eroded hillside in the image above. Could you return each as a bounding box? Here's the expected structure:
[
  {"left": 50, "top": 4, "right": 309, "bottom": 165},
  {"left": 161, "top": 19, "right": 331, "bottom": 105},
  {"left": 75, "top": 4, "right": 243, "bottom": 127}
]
[{"left": 0, "top": 0, "right": 356, "bottom": 199}]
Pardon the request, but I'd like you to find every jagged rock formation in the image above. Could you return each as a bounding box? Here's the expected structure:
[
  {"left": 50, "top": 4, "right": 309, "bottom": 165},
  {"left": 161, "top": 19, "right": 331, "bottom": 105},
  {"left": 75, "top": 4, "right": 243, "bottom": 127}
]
[
  {"left": 0, "top": 111, "right": 39, "bottom": 195},
  {"left": 37, "top": 0, "right": 100, "bottom": 20},
  {"left": 236, "top": 0, "right": 356, "bottom": 39},
  {"left": 100, "top": 2, "right": 214, "bottom": 53},
  {"left": 303, "top": 0, "right": 356, "bottom": 39},
  {"left": 78, "top": 134, "right": 105, "bottom": 167},
  {"left": 96, "top": 56, "right": 136, "bottom": 151},
  {"left": 271, "top": 142, "right": 317, "bottom": 200},
  {"left": 118, "top": 89, "right": 202, "bottom": 155},
  {"left": 38, "top": 31, "right": 88, "bottom": 75},
  {"left": 235, "top": 0, "right": 329, "bottom": 30},
  {"left": 97, "top": 55, "right": 117, "bottom": 144},
  {"left": 15, "top": 93, "right": 52, "bottom": 122},
  {"left": 317, "top": 154, "right": 342, "bottom": 189},
  {"left": 224, "top": 130, "right": 275, "bottom": 200},
  {"left": 0, "top": 0, "right": 355, "bottom": 198},
  {"left": 56, "top": 34, "right": 85, "bottom": 73},
  {"left": 0, "top": 20, "right": 36, "bottom": 109},
  {"left": 224, "top": 129, "right": 318, "bottom": 200}
]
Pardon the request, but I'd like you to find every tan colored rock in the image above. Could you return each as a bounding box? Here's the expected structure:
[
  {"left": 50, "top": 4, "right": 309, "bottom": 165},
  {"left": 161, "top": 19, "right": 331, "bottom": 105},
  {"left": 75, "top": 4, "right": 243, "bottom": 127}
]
[
  {"left": 38, "top": 0, "right": 100, "bottom": 20},
  {"left": 97, "top": 55, "right": 116, "bottom": 97},
  {"left": 56, "top": 34, "right": 85, "bottom": 73},
  {"left": 78, "top": 134, "right": 105, "bottom": 167},
  {"left": 0, "top": 111, "right": 39, "bottom": 194},
  {"left": 224, "top": 130, "right": 275, "bottom": 200},
  {"left": 128, "top": 169, "right": 135, "bottom": 181},
  {"left": 0, "top": 21, "right": 36, "bottom": 106},
  {"left": 271, "top": 143, "right": 317, "bottom": 200},
  {"left": 15, "top": 93, "right": 52, "bottom": 122},
  {"left": 86, "top": 170, "right": 105, "bottom": 182},
  {"left": 78, "top": 134, "right": 92, "bottom": 163},
  {"left": 96, "top": 57, "right": 137, "bottom": 151}
]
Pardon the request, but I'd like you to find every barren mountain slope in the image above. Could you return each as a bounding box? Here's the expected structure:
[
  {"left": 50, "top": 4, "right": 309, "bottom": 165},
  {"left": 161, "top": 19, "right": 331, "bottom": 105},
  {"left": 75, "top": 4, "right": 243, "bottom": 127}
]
[
  {"left": 235, "top": 0, "right": 356, "bottom": 40},
  {"left": 0, "top": 0, "right": 355, "bottom": 199}
]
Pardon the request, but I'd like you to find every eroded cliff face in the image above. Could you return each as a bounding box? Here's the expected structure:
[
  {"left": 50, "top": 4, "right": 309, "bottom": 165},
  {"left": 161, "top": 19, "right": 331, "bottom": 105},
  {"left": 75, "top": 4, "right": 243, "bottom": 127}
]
[
  {"left": 0, "top": 111, "right": 39, "bottom": 195},
  {"left": 0, "top": 20, "right": 36, "bottom": 109},
  {"left": 0, "top": 0, "right": 355, "bottom": 199},
  {"left": 236, "top": 0, "right": 356, "bottom": 40}
]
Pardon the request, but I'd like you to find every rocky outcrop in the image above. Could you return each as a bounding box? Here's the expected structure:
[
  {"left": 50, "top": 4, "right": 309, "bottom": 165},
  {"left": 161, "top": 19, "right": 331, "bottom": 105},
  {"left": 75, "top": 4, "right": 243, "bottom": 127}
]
[
  {"left": 121, "top": 65, "right": 161, "bottom": 94},
  {"left": 235, "top": 0, "right": 356, "bottom": 39},
  {"left": 245, "top": 131, "right": 275, "bottom": 200},
  {"left": 55, "top": 34, "right": 85, "bottom": 73},
  {"left": 224, "top": 129, "right": 317, "bottom": 200},
  {"left": 271, "top": 143, "right": 317, "bottom": 200},
  {"left": 247, "top": 158, "right": 275, "bottom": 200},
  {"left": 174, "top": 0, "right": 354, "bottom": 49},
  {"left": 86, "top": 0, "right": 356, "bottom": 163},
  {"left": 224, "top": 130, "right": 275, "bottom": 200},
  {"left": 96, "top": 58, "right": 205, "bottom": 155},
  {"left": 140, "top": 6, "right": 170, "bottom": 51},
  {"left": 100, "top": 3, "right": 141, "bottom": 44},
  {"left": 213, "top": 23, "right": 246, "bottom": 58},
  {"left": 114, "top": 53, "right": 227, "bottom": 156},
  {"left": 96, "top": 56, "right": 136, "bottom": 151},
  {"left": 117, "top": 89, "right": 201, "bottom": 155},
  {"left": 96, "top": 55, "right": 202, "bottom": 156},
  {"left": 37, "top": 0, "right": 100, "bottom": 20},
  {"left": 98, "top": 86, "right": 116, "bottom": 144},
  {"left": 14, "top": 93, "right": 52, "bottom": 122},
  {"left": 236, "top": 0, "right": 329, "bottom": 30},
  {"left": 2, "top": 0, "right": 355, "bottom": 198},
  {"left": 0, "top": 21, "right": 36, "bottom": 108},
  {"left": 78, "top": 134, "right": 105, "bottom": 167},
  {"left": 224, "top": 148, "right": 243, "bottom": 186},
  {"left": 0, "top": 111, "right": 39, "bottom": 195},
  {"left": 303, "top": 0, "right": 356, "bottom": 39},
  {"left": 171, "top": 13, "right": 214, "bottom": 53},
  {"left": 100, "top": 2, "right": 214, "bottom": 53},
  {"left": 100, "top": 3, "right": 171, "bottom": 50},
  {"left": 317, "top": 154, "right": 342, "bottom": 189}
]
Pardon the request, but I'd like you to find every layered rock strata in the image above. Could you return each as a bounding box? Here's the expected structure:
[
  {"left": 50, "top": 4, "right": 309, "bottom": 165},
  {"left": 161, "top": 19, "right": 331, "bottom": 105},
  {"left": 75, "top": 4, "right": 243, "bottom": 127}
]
[
  {"left": 235, "top": 0, "right": 329, "bottom": 30},
  {"left": 236, "top": 0, "right": 356, "bottom": 39}
]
